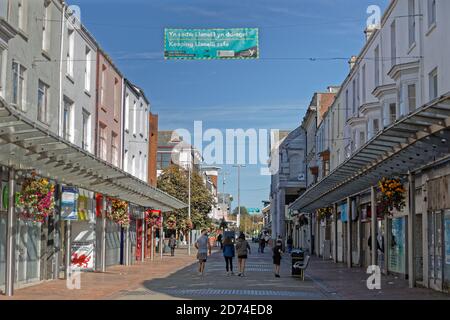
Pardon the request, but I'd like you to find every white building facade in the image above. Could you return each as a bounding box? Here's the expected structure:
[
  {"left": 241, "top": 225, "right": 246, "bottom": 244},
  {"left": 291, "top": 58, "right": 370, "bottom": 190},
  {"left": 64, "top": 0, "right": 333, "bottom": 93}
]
[
  {"left": 289, "top": 0, "right": 450, "bottom": 294},
  {"left": 123, "top": 80, "right": 149, "bottom": 182}
]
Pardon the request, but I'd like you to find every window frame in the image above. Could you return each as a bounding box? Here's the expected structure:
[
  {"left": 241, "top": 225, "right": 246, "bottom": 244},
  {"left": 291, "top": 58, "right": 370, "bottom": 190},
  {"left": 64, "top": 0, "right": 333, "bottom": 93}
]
[
  {"left": 37, "top": 80, "right": 49, "bottom": 124},
  {"left": 62, "top": 97, "right": 73, "bottom": 142},
  {"left": 429, "top": 68, "right": 438, "bottom": 100},
  {"left": 12, "top": 61, "right": 26, "bottom": 110},
  {"left": 66, "top": 28, "right": 75, "bottom": 78},
  {"left": 81, "top": 109, "right": 91, "bottom": 152}
]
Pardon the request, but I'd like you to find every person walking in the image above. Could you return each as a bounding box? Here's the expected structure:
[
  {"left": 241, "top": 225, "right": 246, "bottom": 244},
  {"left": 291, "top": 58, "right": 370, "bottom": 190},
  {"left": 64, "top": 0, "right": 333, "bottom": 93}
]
[
  {"left": 217, "top": 233, "right": 223, "bottom": 249},
  {"left": 259, "top": 236, "right": 266, "bottom": 254},
  {"left": 222, "top": 236, "right": 235, "bottom": 276},
  {"left": 273, "top": 239, "right": 283, "bottom": 278},
  {"left": 195, "top": 229, "right": 212, "bottom": 276},
  {"left": 235, "top": 232, "right": 251, "bottom": 277},
  {"left": 287, "top": 236, "right": 293, "bottom": 254},
  {"left": 169, "top": 234, "right": 177, "bottom": 256}
]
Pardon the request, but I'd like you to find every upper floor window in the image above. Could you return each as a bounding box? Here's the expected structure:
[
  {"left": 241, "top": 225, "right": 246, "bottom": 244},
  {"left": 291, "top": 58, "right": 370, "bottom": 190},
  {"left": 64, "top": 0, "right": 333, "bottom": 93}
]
[
  {"left": 124, "top": 93, "right": 130, "bottom": 131},
  {"left": 37, "top": 80, "right": 49, "bottom": 124},
  {"left": 100, "top": 64, "right": 106, "bottom": 105},
  {"left": 114, "top": 78, "right": 120, "bottom": 119},
  {"left": 0, "top": 48, "right": 5, "bottom": 97},
  {"left": 389, "top": 103, "right": 397, "bottom": 124},
  {"left": 42, "top": 2, "right": 50, "bottom": 51},
  {"left": 373, "top": 119, "right": 380, "bottom": 135},
  {"left": 18, "top": 0, "right": 26, "bottom": 32},
  {"left": 429, "top": 68, "right": 438, "bottom": 100},
  {"left": 82, "top": 109, "right": 91, "bottom": 152},
  {"left": 99, "top": 123, "right": 107, "bottom": 161},
  {"left": 352, "top": 79, "right": 356, "bottom": 115},
  {"left": 67, "top": 28, "right": 74, "bottom": 77},
  {"left": 391, "top": 20, "right": 396, "bottom": 67},
  {"left": 408, "top": 0, "right": 416, "bottom": 47},
  {"left": 374, "top": 46, "right": 380, "bottom": 87},
  {"left": 111, "top": 132, "right": 119, "bottom": 167},
  {"left": 63, "top": 97, "right": 73, "bottom": 142},
  {"left": 345, "top": 90, "right": 349, "bottom": 120},
  {"left": 133, "top": 100, "right": 137, "bottom": 135},
  {"left": 12, "top": 61, "right": 26, "bottom": 110},
  {"left": 428, "top": 0, "right": 436, "bottom": 29},
  {"left": 407, "top": 84, "right": 417, "bottom": 113},
  {"left": 361, "top": 65, "right": 366, "bottom": 103},
  {"left": 84, "top": 47, "right": 91, "bottom": 92}
]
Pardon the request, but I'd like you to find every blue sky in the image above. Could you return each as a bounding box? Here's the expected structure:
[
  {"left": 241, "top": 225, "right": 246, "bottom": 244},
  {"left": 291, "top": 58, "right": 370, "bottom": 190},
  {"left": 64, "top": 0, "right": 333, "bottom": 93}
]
[{"left": 71, "top": 0, "right": 388, "bottom": 211}]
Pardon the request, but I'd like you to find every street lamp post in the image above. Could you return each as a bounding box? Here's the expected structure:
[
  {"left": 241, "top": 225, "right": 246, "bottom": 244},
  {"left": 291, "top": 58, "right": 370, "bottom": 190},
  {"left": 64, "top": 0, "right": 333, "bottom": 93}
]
[
  {"left": 188, "top": 160, "right": 191, "bottom": 256},
  {"left": 233, "top": 165, "right": 245, "bottom": 231}
]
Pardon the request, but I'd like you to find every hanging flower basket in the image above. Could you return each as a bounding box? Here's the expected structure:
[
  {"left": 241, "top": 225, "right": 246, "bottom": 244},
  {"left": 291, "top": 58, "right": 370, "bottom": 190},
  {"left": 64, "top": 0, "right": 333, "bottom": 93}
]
[
  {"left": 377, "top": 177, "right": 406, "bottom": 217},
  {"left": 15, "top": 173, "right": 55, "bottom": 223},
  {"left": 107, "top": 198, "right": 130, "bottom": 227},
  {"left": 317, "top": 207, "right": 332, "bottom": 220},
  {"left": 145, "top": 209, "right": 162, "bottom": 228},
  {"left": 166, "top": 215, "right": 177, "bottom": 230}
]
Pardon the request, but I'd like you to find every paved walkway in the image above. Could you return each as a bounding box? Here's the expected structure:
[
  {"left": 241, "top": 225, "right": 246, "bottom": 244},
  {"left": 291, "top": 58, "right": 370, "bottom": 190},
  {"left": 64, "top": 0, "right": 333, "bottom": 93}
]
[
  {"left": 2, "top": 243, "right": 449, "bottom": 300},
  {"left": 113, "top": 243, "right": 450, "bottom": 300},
  {"left": 0, "top": 247, "right": 198, "bottom": 300}
]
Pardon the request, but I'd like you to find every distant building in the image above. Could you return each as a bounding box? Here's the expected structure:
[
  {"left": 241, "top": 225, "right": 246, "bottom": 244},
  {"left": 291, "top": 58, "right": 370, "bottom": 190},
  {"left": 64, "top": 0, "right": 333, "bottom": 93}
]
[{"left": 148, "top": 113, "right": 158, "bottom": 187}]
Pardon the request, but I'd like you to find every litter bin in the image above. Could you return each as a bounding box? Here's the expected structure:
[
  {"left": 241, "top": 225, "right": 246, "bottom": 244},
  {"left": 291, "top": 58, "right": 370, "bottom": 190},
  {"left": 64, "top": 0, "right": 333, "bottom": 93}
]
[{"left": 291, "top": 249, "right": 304, "bottom": 277}]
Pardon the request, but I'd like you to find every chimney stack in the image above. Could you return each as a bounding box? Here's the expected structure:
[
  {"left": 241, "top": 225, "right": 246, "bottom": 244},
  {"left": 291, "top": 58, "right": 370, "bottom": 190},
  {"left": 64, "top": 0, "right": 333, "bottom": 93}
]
[
  {"left": 364, "top": 24, "right": 379, "bottom": 42},
  {"left": 348, "top": 56, "right": 358, "bottom": 70}
]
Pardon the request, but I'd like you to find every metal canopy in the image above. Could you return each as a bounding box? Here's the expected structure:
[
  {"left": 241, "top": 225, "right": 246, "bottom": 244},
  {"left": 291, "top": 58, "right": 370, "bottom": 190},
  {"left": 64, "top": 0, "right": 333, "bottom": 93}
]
[
  {"left": 0, "top": 100, "right": 186, "bottom": 212},
  {"left": 289, "top": 93, "right": 450, "bottom": 213}
]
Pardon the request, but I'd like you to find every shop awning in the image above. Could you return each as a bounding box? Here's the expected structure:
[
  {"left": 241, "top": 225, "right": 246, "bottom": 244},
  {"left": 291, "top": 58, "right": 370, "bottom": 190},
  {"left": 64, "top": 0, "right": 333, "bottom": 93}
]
[
  {"left": 289, "top": 93, "right": 450, "bottom": 212},
  {"left": 0, "top": 99, "right": 186, "bottom": 212}
]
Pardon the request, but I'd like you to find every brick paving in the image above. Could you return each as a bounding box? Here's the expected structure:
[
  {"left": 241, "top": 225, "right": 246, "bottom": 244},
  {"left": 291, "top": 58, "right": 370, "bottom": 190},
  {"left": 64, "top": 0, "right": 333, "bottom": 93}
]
[{"left": 0, "top": 247, "right": 198, "bottom": 300}]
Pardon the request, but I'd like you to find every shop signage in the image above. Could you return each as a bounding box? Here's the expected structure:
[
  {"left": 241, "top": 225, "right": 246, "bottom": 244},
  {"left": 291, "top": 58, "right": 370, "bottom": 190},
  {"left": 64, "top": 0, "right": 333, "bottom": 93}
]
[
  {"left": 61, "top": 186, "right": 78, "bottom": 220},
  {"left": 164, "top": 28, "right": 259, "bottom": 60},
  {"left": 71, "top": 242, "right": 95, "bottom": 270}
]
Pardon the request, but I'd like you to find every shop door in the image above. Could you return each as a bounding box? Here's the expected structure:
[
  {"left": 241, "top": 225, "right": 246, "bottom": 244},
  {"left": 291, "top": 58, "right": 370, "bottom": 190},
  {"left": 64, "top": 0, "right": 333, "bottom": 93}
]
[
  {"left": 15, "top": 220, "right": 41, "bottom": 286},
  {"left": 337, "top": 220, "right": 343, "bottom": 263},
  {"left": 428, "top": 211, "right": 443, "bottom": 291}
]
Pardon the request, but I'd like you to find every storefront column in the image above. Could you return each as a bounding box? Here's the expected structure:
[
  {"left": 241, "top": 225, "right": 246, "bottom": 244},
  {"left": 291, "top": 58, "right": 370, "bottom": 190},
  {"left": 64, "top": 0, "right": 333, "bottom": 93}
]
[
  {"left": 333, "top": 203, "right": 338, "bottom": 263},
  {"left": 124, "top": 205, "right": 130, "bottom": 266},
  {"left": 141, "top": 217, "right": 145, "bottom": 262},
  {"left": 160, "top": 214, "right": 164, "bottom": 259},
  {"left": 311, "top": 213, "right": 321, "bottom": 257},
  {"left": 5, "top": 168, "right": 16, "bottom": 296},
  {"left": 101, "top": 196, "right": 107, "bottom": 272},
  {"left": 347, "top": 197, "right": 352, "bottom": 268},
  {"left": 64, "top": 220, "right": 71, "bottom": 279},
  {"left": 151, "top": 226, "right": 154, "bottom": 261},
  {"left": 408, "top": 172, "right": 416, "bottom": 288},
  {"left": 371, "top": 187, "right": 377, "bottom": 266}
]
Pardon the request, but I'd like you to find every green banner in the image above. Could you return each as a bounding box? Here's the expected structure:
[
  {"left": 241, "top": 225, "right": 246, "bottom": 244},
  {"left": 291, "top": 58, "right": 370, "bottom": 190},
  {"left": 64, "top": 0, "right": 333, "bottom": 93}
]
[{"left": 164, "top": 28, "right": 259, "bottom": 60}]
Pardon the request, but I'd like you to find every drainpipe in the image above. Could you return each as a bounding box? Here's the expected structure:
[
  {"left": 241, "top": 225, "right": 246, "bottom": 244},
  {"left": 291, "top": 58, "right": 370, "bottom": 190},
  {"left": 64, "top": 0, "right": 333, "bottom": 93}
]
[
  {"left": 101, "top": 196, "right": 107, "bottom": 272},
  {"left": 64, "top": 220, "right": 71, "bottom": 279},
  {"left": 58, "top": 2, "right": 67, "bottom": 137},
  {"left": 5, "top": 168, "right": 16, "bottom": 296}
]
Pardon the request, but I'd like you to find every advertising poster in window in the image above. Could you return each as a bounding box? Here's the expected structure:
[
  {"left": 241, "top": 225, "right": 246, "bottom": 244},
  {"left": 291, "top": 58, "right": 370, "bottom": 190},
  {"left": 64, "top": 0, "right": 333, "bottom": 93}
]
[
  {"left": 61, "top": 186, "right": 78, "bottom": 220},
  {"left": 389, "top": 217, "right": 406, "bottom": 274},
  {"left": 445, "top": 211, "right": 450, "bottom": 265}
]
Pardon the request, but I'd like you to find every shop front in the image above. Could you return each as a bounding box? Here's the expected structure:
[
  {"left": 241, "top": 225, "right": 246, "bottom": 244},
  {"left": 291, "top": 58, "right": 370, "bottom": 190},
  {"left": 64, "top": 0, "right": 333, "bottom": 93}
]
[
  {"left": 70, "top": 189, "right": 96, "bottom": 272},
  {"left": 388, "top": 216, "right": 406, "bottom": 276}
]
